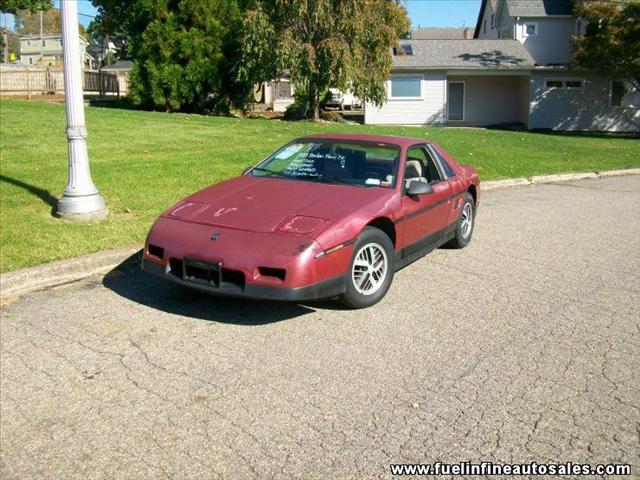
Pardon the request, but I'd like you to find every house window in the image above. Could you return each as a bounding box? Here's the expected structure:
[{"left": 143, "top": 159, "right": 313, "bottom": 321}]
[
  {"left": 611, "top": 80, "right": 640, "bottom": 108},
  {"left": 565, "top": 80, "right": 584, "bottom": 89},
  {"left": 523, "top": 22, "right": 538, "bottom": 37},
  {"left": 545, "top": 79, "right": 584, "bottom": 90},
  {"left": 42, "top": 39, "right": 46, "bottom": 47},
  {"left": 26, "top": 40, "right": 31, "bottom": 46},
  {"left": 390, "top": 76, "right": 422, "bottom": 98},
  {"left": 491, "top": 14, "right": 495, "bottom": 29},
  {"left": 29, "top": 57, "right": 33, "bottom": 65},
  {"left": 274, "top": 80, "right": 291, "bottom": 99},
  {"left": 483, "top": 19, "right": 487, "bottom": 34}
]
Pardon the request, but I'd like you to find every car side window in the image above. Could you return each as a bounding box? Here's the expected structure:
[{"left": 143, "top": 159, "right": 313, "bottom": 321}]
[
  {"left": 423, "top": 148, "right": 443, "bottom": 184},
  {"left": 430, "top": 147, "right": 455, "bottom": 178}
]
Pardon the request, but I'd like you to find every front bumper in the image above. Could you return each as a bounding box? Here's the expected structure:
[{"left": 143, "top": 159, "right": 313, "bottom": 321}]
[{"left": 142, "top": 258, "right": 346, "bottom": 301}]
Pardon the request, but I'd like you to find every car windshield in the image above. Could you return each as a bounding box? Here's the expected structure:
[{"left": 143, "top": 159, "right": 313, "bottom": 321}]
[{"left": 251, "top": 139, "right": 400, "bottom": 188}]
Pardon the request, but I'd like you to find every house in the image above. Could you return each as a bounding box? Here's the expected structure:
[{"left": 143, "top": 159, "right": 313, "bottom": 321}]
[
  {"left": 411, "top": 27, "right": 473, "bottom": 40},
  {"left": 101, "top": 60, "right": 133, "bottom": 95},
  {"left": 365, "top": 0, "right": 639, "bottom": 131},
  {"left": 87, "top": 38, "right": 118, "bottom": 66},
  {"left": 252, "top": 77, "right": 295, "bottom": 112},
  {"left": 20, "top": 34, "right": 95, "bottom": 70}
]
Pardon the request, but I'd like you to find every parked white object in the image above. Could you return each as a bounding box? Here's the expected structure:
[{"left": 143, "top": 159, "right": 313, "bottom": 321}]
[
  {"left": 326, "top": 88, "right": 362, "bottom": 110},
  {"left": 56, "top": 0, "right": 107, "bottom": 220}
]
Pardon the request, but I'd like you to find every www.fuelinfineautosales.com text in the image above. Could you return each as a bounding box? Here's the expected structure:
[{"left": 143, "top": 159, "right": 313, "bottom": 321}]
[{"left": 389, "top": 461, "right": 631, "bottom": 476}]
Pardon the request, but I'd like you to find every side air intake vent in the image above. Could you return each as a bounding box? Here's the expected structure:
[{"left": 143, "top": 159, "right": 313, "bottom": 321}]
[
  {"left": 148, "top": 244, "right": 164, "bottom": 259},
  {"left": 258, "top": 267, "right": 286, "bottom": 281}
]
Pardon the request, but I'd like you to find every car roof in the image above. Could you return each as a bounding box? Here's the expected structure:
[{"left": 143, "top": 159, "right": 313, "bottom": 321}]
[{"left": 300, "top": 133, "right": 430, "bottom": 148}]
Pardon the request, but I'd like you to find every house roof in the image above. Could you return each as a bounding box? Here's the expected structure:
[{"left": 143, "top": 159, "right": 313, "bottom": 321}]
[
  {"left": 20, "top": 34, "right": 89, "bottom": 44},
  {"left": 507, "top": 0, "right": 573, "bottom": 17},
  {"left": 392, "top": 39, "right": 535, "bottom": 70},
  {"left": 101, "top": 60, "right": 133, "bottom": 71},
  {"left": 411, "top": 28, "right": 468, "bottom": 40},
  {"left": 474, "top": 0, "right": 574, "bottom": 37}
]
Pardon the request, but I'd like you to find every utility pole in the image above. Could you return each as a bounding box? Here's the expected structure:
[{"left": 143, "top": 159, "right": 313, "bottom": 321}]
[
  {"left": 55, "top": 0, "right": 107, "bottom": 220},
  {"left": 39, "top": 9, "right": 43, "bottom": 64},
  {"left": 3, "top": 13, "right": 8, "bottom": 63},
  {"left": 106, "top": 35, "right": 112, "bottom": 65}
]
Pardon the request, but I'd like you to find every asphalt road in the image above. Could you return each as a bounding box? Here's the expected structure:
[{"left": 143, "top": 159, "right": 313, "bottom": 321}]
[{"left": 1, "top": 176, "right": 639, "bottom": 479}]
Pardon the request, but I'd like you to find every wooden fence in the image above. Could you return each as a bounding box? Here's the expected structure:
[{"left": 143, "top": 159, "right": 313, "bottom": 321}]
[{"left": 0, "top": 67, "right": 120, "bottom": 97}]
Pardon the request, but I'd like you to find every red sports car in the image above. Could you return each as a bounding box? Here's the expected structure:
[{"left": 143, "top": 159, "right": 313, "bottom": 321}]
[{"left": 143, "top": 134, "right": 479, "bottom": 308}]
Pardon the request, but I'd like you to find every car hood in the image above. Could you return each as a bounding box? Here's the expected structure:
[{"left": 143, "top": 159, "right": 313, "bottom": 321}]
[{"left": 163, "top": 175, "right": 387, "bottom": 235}]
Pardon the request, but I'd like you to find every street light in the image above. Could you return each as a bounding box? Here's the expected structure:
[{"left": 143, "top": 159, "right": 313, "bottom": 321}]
[{"left": 56, "top": 0, "right": 107, "bottom": 220}]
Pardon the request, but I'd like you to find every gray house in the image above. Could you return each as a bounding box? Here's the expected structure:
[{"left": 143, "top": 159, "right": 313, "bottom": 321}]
[
  {"left": 365, "top": 0, "right": 639, "bottom": 131},
  {"left": 20, "top": 34, "right": 95, "bottom": 69}
]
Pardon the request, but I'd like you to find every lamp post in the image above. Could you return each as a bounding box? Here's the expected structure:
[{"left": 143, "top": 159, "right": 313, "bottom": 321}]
[{"left": 56, "top": 0, "right": 107, "bottom": 220}]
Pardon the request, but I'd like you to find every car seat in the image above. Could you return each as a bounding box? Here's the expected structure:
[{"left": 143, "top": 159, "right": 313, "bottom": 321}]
[
  {"left": 405, "top": 158, "right": 428, "bottom": 189},
  {"left": 324, "top": 148, "right": 357, "bottom": 180}
]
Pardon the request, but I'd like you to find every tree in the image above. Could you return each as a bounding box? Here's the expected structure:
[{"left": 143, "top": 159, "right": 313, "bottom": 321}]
[
  {"left": 13, "top": 8, "right": 89, "bottom": 38},
  {"left": 238, "top": 0, "right": 409, "bottom": 121},
  {"left": 0, "top": 0, "right": 51, "bottom": 13},
  {"left": 91, "top": 0, "right": 251, "bottom": 113},
  {"left": 88, "top": 0, "right": 130, "bottom": 59},
  {"left": 0, "top": 27, "right": 20, "bottom": 61},
  {"left": 572, "top": 0, "right": 640, "bottom": 89}
]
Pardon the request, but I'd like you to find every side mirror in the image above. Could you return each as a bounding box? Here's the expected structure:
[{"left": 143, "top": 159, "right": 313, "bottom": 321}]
[
  {"left": 407, "top": 181, "right": 433, "bottom": 196},
  {"left": 242, "top": 166, "right": 252, "bottom": 175}
]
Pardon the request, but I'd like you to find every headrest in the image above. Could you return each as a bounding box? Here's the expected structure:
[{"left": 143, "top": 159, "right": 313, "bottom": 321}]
[{"left": 405, "top": 159, "right": 423, "bottom": 178}]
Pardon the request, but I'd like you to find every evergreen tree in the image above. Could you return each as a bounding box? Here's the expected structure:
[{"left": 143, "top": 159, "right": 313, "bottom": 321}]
[{"left": 92, "top": 0, "right": 251, "bottom": 114}]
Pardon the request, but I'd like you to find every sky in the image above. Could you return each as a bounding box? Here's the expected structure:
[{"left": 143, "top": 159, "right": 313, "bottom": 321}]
[
  {"left": 406, "top": 0, "right": 482, "bottom": 29},
  {"left": 2, "top": 0, "right": 483, "bottom": 31}
]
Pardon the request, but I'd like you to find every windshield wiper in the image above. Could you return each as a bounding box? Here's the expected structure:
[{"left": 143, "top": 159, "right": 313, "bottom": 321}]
[{"left": 251, "top": 167, "right": 288, "bottom": 178}]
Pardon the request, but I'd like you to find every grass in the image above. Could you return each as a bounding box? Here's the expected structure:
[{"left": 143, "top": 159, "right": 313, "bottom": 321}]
[{"left": 1, "top": 98, "right": 639, "bottom": 272}]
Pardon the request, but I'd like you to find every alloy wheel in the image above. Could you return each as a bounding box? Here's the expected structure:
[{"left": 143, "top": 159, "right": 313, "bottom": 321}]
[
  {"left": 461, "top": 203, "right": 473, "bottom": 239},
  {"left": 351, "top": 243, "right": 388, "bottom": 295}
]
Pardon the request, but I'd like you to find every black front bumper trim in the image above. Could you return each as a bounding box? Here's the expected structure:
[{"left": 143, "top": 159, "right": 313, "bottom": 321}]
[{"left": 142, "top": 258, "right": 346, "bottom": 302}]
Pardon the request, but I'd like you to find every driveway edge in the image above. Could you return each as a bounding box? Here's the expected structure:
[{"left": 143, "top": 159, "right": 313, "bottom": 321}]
[
  {"left": 482, "top": 167, "right": 640, "bottom": 191},
  {"left": 0, "top": 246, "right": 141, "bottom": 303},
  {"left": 1, "top": 168, "right": 639, "bottom": 302}
]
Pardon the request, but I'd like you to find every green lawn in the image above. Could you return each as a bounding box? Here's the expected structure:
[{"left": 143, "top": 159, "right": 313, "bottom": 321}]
[{"left": 1, "top": 98, "right": 639, "bottom": 272}]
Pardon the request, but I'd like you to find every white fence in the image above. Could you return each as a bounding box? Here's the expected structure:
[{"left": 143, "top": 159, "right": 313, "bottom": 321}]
[{"left": 0, "top": 66, "right": 120, "bottom": 96}]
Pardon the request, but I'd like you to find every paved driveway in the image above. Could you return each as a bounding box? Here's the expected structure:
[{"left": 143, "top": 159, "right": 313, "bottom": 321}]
[{"left": 1, "top": 176, "right": 639, "bottom": 479}]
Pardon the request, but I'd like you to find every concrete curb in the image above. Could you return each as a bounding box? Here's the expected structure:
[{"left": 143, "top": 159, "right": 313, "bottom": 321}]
[
  {"left": 530, "top": 172, "right": 599, "bottom": 184},
  {"left": 0, "top": 246, "right": 140, "bottom": 302},
  {"left": 598, "top": 168, "right": 640, "bottom": 177},
  {"left": 1, "top": 168, "right": 638, "bottom": 302},
  {"left": 481, "top": 178, "right": 531, "bottom": 191},
  {"left": 482, "top": 167, "right": 640, "bottom": 191}
]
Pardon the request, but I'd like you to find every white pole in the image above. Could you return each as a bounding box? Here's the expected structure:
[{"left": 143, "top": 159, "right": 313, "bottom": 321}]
[{"left": 56, "top": 0, "right": 107, "bottom": 220}]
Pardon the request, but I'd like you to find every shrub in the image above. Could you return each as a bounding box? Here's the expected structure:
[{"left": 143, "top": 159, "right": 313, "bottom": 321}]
[
  {"left": 283, "top": 102, "right": 308, "bottom": 121},
  {"left": 320, "top": 110, "right": 343, "bottom": 122}
]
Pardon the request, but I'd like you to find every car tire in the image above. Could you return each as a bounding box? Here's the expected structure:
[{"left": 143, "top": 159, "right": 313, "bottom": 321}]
[
  {"left": 339, "top": 227, "right": 395, "bottom": 309},
  {"left": 446, "top": 192, "right": 475, "bottom": 249}
]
